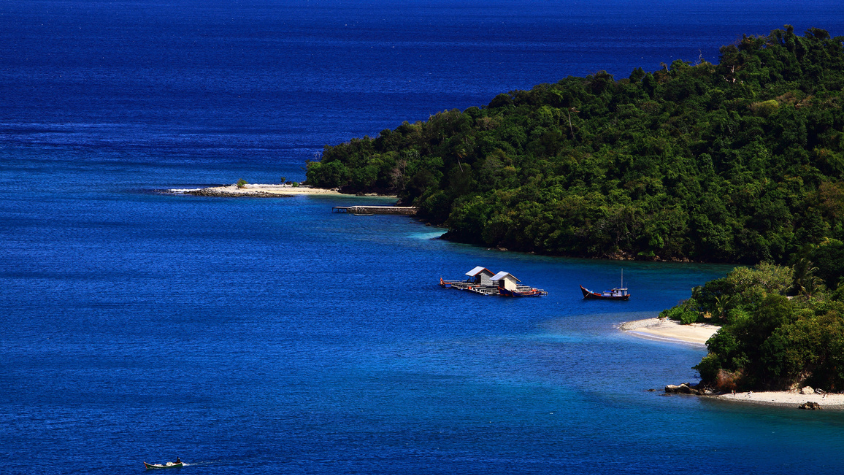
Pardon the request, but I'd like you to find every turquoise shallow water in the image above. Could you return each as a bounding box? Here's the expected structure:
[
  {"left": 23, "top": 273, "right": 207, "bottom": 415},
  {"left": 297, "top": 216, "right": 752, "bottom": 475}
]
[{"left": 3, "top": 0, "right": 844, "bottom": 473}]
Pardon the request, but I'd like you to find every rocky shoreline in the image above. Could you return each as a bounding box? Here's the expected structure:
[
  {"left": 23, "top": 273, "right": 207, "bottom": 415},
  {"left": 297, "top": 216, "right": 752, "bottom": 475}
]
[
  {"left": 179, "top": 187, "right": 291, "bottom": 198},
  {"left": 660, "top": 382, "right": 844, "bottom": 410}
]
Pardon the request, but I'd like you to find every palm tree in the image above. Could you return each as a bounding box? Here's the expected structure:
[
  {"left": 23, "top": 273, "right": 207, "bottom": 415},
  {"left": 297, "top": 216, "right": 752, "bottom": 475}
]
[{"left": 792, "top": 258, "right": 825, "bottom": 297}]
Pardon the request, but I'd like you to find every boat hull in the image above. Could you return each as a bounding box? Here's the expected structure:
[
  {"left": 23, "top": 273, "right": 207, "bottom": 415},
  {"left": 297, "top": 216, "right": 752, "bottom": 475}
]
[
  {"left": 144, "top": 462, "right": 183, "bottom": 470},
  {"left": 580, "top": 285, "right": 630, "bottom": 300},
  {"left": 499, "top": 287, "right": 547, "bottom": 297}
]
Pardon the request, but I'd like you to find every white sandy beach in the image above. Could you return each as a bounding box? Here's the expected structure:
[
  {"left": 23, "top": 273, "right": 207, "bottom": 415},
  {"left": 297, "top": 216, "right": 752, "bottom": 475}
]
[
  {"left": 623, "top": 318, "right": 844, "bottom": 409},
  {"left": 620, "top": 317, "right": 718, "bottom": 346},
  {"left": 169, "top": 183, "right": 396, "bottom": 198},
  {"left": 712, "top": 390, "right": 844, "bottom": 409}
]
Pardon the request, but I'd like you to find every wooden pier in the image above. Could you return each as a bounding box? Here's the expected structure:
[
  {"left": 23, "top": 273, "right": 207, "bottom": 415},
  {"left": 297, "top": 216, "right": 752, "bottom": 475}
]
[{"left": 332, "top": 206, "right": 417, "bottom": 215}]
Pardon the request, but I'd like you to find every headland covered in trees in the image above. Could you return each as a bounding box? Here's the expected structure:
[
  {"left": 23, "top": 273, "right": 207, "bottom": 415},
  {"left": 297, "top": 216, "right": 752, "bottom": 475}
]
[
  {"left": 306, "top": 26, "right": 843, "bottom": 267},
  {"left": 306, "top": 26, "right": 844, "bottom": 394}
]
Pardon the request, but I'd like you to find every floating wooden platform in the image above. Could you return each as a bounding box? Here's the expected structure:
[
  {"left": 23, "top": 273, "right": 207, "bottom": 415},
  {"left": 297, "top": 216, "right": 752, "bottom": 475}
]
[
  {"left": 441, "top": 280, "right": 501, "bottom": 295},
  {"left": 440, "top": 279, "right": 547, "bottom": 297},
  {"left": 333, "top": 206, "right": 417, "bottom": 215}
]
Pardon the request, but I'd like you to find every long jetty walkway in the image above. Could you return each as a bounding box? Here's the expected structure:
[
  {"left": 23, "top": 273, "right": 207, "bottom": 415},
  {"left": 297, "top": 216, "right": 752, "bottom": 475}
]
[{"left": 332, "top": 206, "right": 417, "bottom": 215}]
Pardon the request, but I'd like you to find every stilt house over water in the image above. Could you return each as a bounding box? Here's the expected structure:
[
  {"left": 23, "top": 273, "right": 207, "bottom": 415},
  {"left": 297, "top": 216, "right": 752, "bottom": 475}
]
[
  {"left": 490, "top": 272, "right": 520, "bottom": 291},
  {"left": 466, "top": 266, "right": 495, "bottom": 286}
]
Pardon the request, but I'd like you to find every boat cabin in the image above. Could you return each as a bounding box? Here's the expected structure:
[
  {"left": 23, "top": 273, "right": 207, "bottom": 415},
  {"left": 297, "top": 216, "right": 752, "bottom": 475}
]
[
  {"left": 490, "top": 271, "right": 520, "bottom": 291},
  {"left": 605, "top": 288, "right": 628, "bottom": 298},
  {"left": 465, "top": 266, "right": 495, "bottom": 286}
]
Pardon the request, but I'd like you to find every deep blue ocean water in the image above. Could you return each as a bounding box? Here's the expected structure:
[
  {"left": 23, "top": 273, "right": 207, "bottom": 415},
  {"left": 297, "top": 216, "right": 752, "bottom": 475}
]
[{"left": 3, "top": 1, "right": 844, "bottom": 473}]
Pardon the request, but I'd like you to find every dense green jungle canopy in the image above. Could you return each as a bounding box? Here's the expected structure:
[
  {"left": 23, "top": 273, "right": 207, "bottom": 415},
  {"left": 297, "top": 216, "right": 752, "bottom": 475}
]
[
  {"left": 661, "top": 262, "right": 844, "bottom": 391},
  {"left": 306, "top": 26, "right": 844, "bottom": 269}
]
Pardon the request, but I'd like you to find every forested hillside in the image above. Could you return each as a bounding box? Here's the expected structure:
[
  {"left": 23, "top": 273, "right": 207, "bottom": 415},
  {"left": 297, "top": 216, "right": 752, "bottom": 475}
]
[
  {"left": 306, "top": 26, "right": 844, "bottom": 267},
  {"left": 660, "top": 262, "right": 844, "bottom": 391}
]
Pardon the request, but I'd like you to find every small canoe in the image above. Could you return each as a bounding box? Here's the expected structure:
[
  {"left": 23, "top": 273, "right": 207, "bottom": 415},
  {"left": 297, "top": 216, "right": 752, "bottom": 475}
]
[
  {"left": 144, "top": 462, "right": 184, "bottom": 470},
  {"left": 580, "top": 285, "right": 630, "bottom": 300}
]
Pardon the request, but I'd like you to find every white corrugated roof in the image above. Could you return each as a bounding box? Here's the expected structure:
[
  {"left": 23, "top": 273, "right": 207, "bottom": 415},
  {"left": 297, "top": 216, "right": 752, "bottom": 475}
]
[
  {"left": 466, "top": 266, "right": 494, "bottom": 277},
  {"left": 490, "top": 271, "right": 520, "bottom": 282}
]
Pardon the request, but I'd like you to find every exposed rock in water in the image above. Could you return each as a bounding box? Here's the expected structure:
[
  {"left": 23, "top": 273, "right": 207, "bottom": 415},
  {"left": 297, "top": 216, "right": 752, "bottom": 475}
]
[
  {"left": 799, "top": 401, "right": 822, "bottom": 410},
  {"left": 665, "top": 384, "right": 694, "bottom": 394},
  {"left": 664, "top": 382, "right": 715, "bottom": 396}
]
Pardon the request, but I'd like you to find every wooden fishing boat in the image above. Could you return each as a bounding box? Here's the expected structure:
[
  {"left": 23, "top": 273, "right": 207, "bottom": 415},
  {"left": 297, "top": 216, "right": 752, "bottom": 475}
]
[
  {"left": 580, "top": 285, "right": 629, "bottom": 300},
  {"left": 144, "top": 461, "right": 184, "bottom": 470},
  {"left": 581, "top": 270, "right": 630, "bottom": 300}
]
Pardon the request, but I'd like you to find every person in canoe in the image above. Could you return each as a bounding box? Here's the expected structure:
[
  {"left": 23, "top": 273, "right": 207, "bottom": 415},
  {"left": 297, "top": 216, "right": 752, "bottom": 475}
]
[{"left": 143, "top": 458, "right": 184, "bottom": 469}]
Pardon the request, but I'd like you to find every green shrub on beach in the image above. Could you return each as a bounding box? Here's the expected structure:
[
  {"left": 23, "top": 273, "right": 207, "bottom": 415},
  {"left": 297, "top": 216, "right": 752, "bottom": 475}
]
[
  {"left": 236, "top": 178, "right": 248, "bottom": 188},
  {"left": 659, "top": 301, "right": 701, "bottom": 324}
]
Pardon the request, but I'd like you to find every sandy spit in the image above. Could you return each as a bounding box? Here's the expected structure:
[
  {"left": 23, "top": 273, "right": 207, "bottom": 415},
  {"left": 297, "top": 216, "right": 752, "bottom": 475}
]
[
  {"left": 620, "top": 317, "right": 718, "bottom": 346},
  {"left": 167, "top": 184, "right": 396, "bottom": 198}
]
